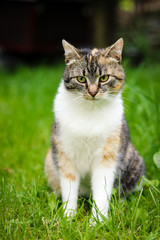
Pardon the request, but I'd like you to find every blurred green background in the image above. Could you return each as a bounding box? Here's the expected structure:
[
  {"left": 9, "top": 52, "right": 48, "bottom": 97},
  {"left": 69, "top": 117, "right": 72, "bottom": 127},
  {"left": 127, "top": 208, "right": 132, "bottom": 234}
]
[{"left": 0, "top": 0, "right": 160, "bottom": 239}]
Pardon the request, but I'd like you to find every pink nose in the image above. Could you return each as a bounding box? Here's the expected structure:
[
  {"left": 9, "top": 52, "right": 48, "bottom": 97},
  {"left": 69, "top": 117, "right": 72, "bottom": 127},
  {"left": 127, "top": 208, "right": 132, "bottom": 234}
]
[{"left": 89, "top": 90, "right": 98, "bottom": 97}]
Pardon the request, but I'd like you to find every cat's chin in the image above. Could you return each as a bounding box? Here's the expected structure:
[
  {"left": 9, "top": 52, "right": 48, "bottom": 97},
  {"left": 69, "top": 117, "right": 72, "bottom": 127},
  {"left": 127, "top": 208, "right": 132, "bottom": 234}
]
[
  {"left": 85, "top": 97, "right": 100, "bottom": 101},
  {"left": 83, "top": 95, "right": 102, "bottom": 101}
]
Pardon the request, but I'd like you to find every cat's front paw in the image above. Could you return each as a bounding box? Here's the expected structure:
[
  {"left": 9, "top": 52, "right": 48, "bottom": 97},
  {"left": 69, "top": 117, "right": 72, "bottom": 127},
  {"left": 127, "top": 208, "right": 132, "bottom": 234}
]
[
  {"left": 89, "top": 214, "right": 108, "bottom": 227},
  {"left": 91, "top": 206, "right": 108, "bottom": 224},
  {"left": 64, "top": 208, "right": 77, "bottom": 218}
]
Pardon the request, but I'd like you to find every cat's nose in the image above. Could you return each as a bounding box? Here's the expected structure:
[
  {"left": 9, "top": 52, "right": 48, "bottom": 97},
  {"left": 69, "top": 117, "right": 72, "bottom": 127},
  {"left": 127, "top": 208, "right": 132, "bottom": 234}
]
[{"left": 88, "top": 90, "right": 98, "bottom": 97}]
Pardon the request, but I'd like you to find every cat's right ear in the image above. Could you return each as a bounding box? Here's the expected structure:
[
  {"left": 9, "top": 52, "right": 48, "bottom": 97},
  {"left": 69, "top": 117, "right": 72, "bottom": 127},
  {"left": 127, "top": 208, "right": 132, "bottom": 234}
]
[{"left": 62, "top": 40, "right": 81, "bottom": 65}]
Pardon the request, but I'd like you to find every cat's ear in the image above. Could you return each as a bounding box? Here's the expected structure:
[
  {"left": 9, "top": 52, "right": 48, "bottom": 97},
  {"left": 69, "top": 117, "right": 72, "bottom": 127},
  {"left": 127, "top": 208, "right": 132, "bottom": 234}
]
[
  {"left": 62, "top": 40, "right": 81, "bottom": 65},
  {"left": 104, "top": 38, "right": 123, "bottom": 63}
]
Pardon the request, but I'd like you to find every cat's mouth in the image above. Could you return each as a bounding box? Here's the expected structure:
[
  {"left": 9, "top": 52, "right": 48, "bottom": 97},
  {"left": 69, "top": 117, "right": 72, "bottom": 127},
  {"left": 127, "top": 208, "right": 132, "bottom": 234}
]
[{"left": 84, "top": 95, "right": 100, "bottom": 101}]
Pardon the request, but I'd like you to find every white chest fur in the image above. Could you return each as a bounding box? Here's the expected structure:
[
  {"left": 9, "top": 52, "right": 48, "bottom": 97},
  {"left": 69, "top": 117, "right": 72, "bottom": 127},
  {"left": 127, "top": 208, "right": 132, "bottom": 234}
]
[{"left": 54, "top": 82, "right": 123, "bottom": 176}]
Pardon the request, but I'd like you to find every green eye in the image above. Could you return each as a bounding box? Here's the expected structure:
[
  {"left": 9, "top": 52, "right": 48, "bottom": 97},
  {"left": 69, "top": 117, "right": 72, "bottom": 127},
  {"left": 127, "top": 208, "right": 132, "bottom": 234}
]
[
  {"left": 77, "top": 76, "right": 86, "bottom": 83},
  {"left": 99, "top": 75, "right": 109, "bottom": 82}
]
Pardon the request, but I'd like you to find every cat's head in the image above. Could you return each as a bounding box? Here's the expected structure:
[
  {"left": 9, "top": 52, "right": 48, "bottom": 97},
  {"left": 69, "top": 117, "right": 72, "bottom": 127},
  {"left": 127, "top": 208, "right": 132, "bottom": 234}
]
[{"left": 62, "top": 39, "right": 125, "bottom": 101}]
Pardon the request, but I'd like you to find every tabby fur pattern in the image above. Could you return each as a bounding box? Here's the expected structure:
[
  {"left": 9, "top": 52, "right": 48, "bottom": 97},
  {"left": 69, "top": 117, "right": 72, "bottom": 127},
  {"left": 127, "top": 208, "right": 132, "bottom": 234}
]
[{"left": 45, "top": 38, "right": 145, "bottom": 221}]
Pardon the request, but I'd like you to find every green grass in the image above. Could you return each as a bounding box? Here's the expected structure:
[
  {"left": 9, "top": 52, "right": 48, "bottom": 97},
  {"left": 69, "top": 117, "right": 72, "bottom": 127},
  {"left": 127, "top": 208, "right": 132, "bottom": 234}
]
[{"left": 0, "top": 62, "right": 160, "bottom": 239}]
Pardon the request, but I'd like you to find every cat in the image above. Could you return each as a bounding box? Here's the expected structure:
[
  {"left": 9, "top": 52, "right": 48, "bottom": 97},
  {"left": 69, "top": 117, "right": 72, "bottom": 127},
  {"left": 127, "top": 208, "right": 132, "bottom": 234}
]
[{"left": 45, "top": 38, "right": 145, "bottom": 221}]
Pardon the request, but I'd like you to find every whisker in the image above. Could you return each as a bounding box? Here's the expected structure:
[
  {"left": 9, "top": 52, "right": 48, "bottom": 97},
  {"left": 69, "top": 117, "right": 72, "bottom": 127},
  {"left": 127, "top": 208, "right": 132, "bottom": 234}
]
[
  {"left": 71, "top": 95, "right": 83, "bottom": 108},
  {"left": 123, "top": 103, "right": 129, "bottom": 113},
  {"left": 121, "top": 96, "right": 137, "bottom": 104},
  {"left": 102, "top": 96, "right": 114, "bottom": 103}
]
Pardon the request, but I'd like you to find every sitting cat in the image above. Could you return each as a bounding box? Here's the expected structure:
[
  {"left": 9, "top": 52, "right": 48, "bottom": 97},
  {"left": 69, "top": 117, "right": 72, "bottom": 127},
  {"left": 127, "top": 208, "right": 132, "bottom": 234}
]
[{"left": 45, "top": 38, "right": 145, "bottom": 221}]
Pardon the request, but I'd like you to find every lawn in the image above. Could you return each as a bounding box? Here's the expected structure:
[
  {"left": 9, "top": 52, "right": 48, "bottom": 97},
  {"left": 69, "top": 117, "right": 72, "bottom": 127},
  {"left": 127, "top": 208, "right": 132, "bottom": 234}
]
[{"left": 0, "top": 61, "right": 160, "bottom": 239}]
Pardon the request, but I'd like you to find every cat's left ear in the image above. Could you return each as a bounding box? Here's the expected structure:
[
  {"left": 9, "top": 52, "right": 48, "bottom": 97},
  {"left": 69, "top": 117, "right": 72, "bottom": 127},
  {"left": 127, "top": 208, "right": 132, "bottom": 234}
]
[
  {"left": 62, "top": 40, "right": 81, "bottom": 65},
  {"left": 104, "top": 38, "right": 124, "bottom": 63}
]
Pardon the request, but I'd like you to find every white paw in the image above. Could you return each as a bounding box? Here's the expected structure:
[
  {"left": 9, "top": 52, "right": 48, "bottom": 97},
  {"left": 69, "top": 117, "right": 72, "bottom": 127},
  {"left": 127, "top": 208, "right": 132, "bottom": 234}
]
[
  {"left": 89, "top": 217, "right": 97, "bottom": 227},
  {"left": 91, "top": 206, "right": 108, "bottom": 224},
  {"left": 89, "top": 213, "right": 108, "bottom": 227},
  {"left": 64, "top": 208, "right": 77, "bottom": 218}
]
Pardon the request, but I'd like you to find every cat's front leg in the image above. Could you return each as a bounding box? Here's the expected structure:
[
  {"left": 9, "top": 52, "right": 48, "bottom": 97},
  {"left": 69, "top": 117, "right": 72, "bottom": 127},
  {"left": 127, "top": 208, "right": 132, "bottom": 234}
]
[
  {"left": 58, "top": 151, "right": 79, "bottom": 217},
  {"left": 91, "top": 165, "right": 116, "bottom": 221},
  {"left": 60, "top": 173, "right": 80, "bottom": 217},
  {"left": 91, "top": 127, "right": 121, "bottom": 222}
]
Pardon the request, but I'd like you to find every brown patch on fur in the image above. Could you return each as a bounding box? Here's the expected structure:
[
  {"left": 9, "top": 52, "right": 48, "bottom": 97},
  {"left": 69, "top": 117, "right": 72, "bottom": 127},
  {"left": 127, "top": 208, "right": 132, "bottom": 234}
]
[
  {"left": 113, "top": 81, "right": 123, "bottom": 91},
  {"left": 58, "top": 151, "right": 76, "bottom": 182},
  {"left": 102, "top": 126, "right": 121, "bottom": 167},
  {"left": 51, "top": 126, "right": 76, "bottom": 182},
  {"left": 65, "top": 173, "right": 76, "bottom": 181},
  {"left": 89, "top": 55, "right": 93, "bottom": 64}
]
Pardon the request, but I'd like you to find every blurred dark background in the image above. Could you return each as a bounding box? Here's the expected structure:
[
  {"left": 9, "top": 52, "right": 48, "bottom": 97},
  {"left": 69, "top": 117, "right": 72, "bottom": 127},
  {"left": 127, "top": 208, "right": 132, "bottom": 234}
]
[{"left": 0, "top": 0, "right": 160, "bottom": 68}]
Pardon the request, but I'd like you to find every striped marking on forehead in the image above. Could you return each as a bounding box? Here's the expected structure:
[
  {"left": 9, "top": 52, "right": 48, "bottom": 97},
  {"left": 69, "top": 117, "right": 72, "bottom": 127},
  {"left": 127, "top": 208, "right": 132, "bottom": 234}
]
[
  {"left": 86, "top": 54, "right": 100, "bottom": 76},
  {"left": 88, "top": 48, "right": 99, "bottom": 64}
]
